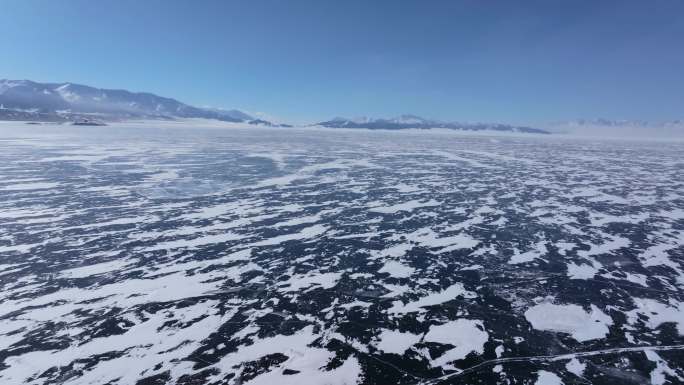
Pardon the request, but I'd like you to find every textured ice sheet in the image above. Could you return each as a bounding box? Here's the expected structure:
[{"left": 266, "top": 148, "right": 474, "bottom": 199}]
[{"left": 0, "top": 124, "right": 683, "bottom": 384}]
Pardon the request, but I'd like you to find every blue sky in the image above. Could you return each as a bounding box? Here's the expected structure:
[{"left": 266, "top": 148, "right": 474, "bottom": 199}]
[{"left": 2, "top": 0, "right": 683, "bottom": 124}]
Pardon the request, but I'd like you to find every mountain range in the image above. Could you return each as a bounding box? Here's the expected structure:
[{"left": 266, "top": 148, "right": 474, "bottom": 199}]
[
  {"left": 0, "top": 79, "right": 290, "bottom": 126},
  {"left": 0, "top": 80, "right": 548, "bottom": 133},
  {"left": 315, "top": 115, "right": 549, "bottom": 134},
  {"left": 6, "top": 79, "right": 679, "bottom": 136}
]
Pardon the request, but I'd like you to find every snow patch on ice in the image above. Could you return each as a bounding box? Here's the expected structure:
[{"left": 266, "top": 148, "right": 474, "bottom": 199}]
[
  {"left": 424, "top": 319, "right": 488, "bottom": 368},
  {"left": 535, "top": 370, "right": 563, "bottom": 385},
  {"left": 524, "top": 303, "right": 613, "bottom": 342},
  {"left": 375, "top": 329, "right": 421, "bottom": 355},
  {"left": 389, "top": 283, "right": 475, "bottom": 314}
]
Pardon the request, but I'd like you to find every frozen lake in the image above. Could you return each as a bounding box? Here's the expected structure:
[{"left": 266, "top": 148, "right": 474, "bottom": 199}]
[{"left": 0, "top": 123, "right": 682, "bottom": 384}]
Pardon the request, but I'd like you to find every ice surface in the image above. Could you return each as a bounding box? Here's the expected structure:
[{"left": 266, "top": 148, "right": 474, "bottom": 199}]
[{"left": 0, "top": 123, "right": 682, "bottom": 384}]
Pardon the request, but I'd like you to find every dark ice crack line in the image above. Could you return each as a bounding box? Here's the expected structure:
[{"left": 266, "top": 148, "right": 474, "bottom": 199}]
[{"left": 418, "top": 344, "right": 684, "bottom": 384}]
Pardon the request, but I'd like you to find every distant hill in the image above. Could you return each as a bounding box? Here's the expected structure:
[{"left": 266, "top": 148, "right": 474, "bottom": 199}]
[{"left": 316, "top": 115, "right": 549, "bottom": 134}]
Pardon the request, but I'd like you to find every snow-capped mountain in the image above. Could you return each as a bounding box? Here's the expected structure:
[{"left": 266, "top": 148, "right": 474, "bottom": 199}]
[
  {"left": 317, "top": 115, "right": 549, "bottom": 134},
  {"left": 0, "top": 79, "right": 257, "bottom": 123},
  {"left": 200, "top": 107, "right": 254, "bottom": 122}
]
